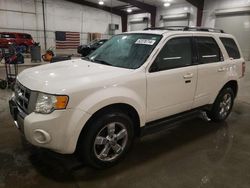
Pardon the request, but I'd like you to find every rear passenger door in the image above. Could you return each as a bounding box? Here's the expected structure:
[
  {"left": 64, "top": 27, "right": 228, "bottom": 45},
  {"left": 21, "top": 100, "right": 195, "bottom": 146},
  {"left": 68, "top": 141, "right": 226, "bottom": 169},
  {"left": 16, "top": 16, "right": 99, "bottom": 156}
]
[{"left": 192, "top": 35, "right": 228, "bottom": 108}]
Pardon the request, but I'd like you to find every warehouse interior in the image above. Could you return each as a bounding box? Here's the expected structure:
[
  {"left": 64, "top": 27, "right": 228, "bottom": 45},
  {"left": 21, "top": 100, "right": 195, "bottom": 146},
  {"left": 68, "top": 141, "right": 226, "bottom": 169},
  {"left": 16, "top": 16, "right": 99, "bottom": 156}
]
[{"left": 0, "top": 0, "right": 250, "bottom": 187}]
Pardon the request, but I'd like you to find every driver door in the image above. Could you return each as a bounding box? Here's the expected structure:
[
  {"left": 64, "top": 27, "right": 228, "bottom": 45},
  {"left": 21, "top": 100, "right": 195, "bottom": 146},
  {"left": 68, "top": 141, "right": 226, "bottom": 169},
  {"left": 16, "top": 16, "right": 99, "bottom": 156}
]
[{"left": 146, "top": 35, "right": 198, "bottom": 122}]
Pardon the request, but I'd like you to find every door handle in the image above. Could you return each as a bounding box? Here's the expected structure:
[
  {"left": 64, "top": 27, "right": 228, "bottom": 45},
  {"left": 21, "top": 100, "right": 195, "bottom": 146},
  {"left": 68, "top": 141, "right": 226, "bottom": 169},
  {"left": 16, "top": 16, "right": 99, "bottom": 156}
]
[
  {"left": 218, "top": 67, "right": 226, "bottom": 72},
  {"left": 183, "top": 73, "right": 193, "bottom": 79}
]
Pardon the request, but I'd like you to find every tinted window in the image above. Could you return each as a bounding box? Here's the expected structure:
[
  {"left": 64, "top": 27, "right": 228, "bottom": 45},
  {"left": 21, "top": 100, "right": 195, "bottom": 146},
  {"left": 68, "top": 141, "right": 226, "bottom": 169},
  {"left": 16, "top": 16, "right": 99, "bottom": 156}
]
[
  {"left": 0, "top": 34, "right": 15, "bottom": 38},
  {"left": 22, "top": 34, "right": 32, "bottom": 39},
  {"left": 151, "top": 37, "right": 192, "bottom": 72},
  {"left": 220, "top": 37, "right": 240, "bottom": 59},
  {"left": 195, "top": 37, "right": 222, "bottom": 64}
]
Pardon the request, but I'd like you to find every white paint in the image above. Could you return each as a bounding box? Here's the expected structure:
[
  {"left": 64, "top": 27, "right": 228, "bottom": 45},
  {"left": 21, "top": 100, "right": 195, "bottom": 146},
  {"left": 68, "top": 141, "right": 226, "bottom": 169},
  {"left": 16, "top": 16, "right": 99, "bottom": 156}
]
[
  {"left": 202, "top": 0, "right": 250, "bottom": 27},
  {"left": 128, "top": 2, "right": 197, "bottom": 29},
  {"left": 128, "top": 13, "right": 150, "bottom": 31},
  {"left": 157, "top": 3, "right": 197, "bottom": 27},
  {"left": 0, "top": 0, "right": 122, "bottom": 50},
  {"left": 15, "top": 30, "right": 244, "bottom": 154}
]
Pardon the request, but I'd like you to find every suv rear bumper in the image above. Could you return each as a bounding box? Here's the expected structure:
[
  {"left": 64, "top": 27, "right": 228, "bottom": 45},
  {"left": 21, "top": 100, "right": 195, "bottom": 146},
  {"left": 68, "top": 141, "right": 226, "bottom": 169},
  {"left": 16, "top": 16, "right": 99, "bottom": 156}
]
[{"left": 9, "top": 98, "right": 91, "bottom": 154}]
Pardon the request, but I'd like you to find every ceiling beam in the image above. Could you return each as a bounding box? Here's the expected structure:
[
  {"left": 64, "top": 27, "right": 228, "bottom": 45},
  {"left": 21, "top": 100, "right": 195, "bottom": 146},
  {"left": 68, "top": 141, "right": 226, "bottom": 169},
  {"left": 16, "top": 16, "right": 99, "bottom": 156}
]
[
  {"left": 117, "top": 0, "right": 156, "bottom": 13},
  {"left": 113, "top": 5, "right": 132, "bottom": 10},
  {"left": 186, "top": 0, "right": 204, "bottom": 8},
  {"left": 66, "top": 0, "right": 126, "bottom": 16},
  {"left": 127, "top": 9, "right": 147, "bottom": 15},
  {"left": 186, "top": 0, "right": 204, "bottom": 26}
]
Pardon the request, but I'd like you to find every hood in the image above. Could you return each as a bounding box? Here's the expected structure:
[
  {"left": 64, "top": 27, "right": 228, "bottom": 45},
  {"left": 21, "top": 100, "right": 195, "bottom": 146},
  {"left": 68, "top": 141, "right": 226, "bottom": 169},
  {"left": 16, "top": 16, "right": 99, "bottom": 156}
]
[{"left": 17, "top": 59, "right": 133, "bottom": 94}]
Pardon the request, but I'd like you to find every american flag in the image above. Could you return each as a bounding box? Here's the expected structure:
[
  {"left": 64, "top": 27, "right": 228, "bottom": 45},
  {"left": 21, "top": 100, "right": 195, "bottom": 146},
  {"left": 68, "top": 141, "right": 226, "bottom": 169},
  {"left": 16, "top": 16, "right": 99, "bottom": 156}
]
[{"left": 55, "top": 31, "right": 80, "bottom": 49}]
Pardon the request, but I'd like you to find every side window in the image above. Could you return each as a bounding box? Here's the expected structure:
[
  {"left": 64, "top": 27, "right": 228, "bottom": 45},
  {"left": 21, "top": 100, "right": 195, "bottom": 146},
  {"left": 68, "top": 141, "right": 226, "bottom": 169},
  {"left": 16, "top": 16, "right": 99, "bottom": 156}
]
[
  {"left": 220, "top": 37, "right": 241, "bottom": 59},
  {"left": 0, "top": 34, "right": 15, "bottom": 38},
  {"left": 150, "top": 37, "right": 192, "bottom": 72},
  {"left": 195, "top": 37, "right": 222, "bottom": 64}
]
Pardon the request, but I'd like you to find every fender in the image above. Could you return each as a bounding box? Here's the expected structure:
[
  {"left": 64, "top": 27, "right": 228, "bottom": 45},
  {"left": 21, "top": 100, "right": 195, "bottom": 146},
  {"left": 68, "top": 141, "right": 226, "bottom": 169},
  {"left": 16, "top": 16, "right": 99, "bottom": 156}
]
[
  {"left": 65, "top": 86, "right": 146, "bottom": 152},
  {"left": 76, "top": 86, "right": 146, "bottom": 127}
]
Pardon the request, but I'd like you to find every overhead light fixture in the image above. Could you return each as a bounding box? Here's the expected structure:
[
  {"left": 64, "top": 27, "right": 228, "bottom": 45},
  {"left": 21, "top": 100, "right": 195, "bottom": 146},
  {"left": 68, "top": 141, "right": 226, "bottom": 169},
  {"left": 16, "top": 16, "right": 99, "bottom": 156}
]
[
  {"left": 98, "top": 0, "right": 104, "bottom": 5},
  {"left": 164, "top": 2, "right": 171, "bottom": 7},
  {"left": 127, "top": 8, "right": 132, "bottom": 13}
]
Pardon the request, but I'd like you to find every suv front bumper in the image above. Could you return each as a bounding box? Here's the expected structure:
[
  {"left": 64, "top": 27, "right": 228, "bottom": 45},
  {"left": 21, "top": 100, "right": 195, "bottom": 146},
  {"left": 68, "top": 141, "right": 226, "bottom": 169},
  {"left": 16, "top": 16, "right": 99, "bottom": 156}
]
[{"left": 9, "top": 98, "right": 91, "bottom": 154}]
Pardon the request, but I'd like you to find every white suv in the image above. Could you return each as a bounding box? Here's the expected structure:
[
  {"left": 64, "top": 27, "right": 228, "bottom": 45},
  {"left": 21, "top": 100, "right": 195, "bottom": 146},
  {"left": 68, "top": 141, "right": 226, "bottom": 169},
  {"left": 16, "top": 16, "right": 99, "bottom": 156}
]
[{"left": 9, "top": 27, "right": 246, "bottom": 168}]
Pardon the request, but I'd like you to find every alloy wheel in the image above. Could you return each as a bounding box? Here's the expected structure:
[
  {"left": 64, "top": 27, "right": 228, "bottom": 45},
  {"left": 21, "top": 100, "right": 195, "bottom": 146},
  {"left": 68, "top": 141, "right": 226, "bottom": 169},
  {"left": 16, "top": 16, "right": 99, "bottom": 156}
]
[{"left": 94, "top": 122, "right": 128, "bottom": 162}]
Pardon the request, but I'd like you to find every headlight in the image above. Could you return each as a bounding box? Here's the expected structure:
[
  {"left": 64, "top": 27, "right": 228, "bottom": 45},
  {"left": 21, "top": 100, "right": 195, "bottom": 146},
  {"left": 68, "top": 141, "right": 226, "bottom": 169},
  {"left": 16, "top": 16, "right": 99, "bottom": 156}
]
[{"left": 35, "top": 93, "right": 69, "bottom": 114}]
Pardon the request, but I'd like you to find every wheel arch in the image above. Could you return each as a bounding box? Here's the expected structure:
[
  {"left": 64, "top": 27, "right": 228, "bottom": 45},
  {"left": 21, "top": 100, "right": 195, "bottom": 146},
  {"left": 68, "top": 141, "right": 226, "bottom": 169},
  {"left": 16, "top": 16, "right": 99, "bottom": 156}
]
[
  {"left": 221, "top": 80, "right": 238, "bottom": 98},
  {"left": 76, "top": 103, "right": 141, "bottom": 150}
]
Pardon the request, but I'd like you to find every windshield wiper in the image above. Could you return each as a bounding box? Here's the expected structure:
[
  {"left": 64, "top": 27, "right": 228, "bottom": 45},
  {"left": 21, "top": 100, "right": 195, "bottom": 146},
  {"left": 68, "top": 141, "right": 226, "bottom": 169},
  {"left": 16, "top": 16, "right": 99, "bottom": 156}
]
[
  {"left": 81, "top": 56, "right": 93, "bottom": 62},
  {"left": 93, "top": 59, "right": 112, "bottom": 66}
]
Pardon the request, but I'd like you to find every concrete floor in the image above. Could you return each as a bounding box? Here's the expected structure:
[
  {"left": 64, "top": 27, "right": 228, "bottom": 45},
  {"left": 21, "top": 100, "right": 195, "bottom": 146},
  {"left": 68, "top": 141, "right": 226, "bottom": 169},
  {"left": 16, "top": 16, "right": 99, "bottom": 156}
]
[{"left": 0, "top": 62, "right": 250, "bottom": 188}]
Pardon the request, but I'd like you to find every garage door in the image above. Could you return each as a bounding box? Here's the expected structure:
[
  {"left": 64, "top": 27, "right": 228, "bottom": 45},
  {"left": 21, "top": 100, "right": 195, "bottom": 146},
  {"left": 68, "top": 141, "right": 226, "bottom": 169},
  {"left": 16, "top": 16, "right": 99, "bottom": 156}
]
[
  {"left": 162, "top": 13, "right": 190, "bottom": 27},
  {"left": 163, "top": 20, "right": 189, "bottom": 27},
  {"left": 215, "top": 14, "right": 250, "bottom": 60},
  {"left": 130, "top": 21, "right": 149, "bottom": 31}
]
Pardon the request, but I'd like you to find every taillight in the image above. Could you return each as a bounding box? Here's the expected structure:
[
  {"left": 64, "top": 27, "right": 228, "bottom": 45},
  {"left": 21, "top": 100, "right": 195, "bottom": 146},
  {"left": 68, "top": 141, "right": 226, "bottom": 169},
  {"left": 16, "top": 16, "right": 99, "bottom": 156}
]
[{"left": 242, "top": 62, "right": 246, "bottom": 77}]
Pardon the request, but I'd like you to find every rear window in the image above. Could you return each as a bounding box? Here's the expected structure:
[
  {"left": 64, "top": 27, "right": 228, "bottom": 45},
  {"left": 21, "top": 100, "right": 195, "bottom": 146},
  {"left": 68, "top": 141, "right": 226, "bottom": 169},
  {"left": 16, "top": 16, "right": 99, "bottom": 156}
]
[
  {"left": 18, "top": 34, "right": 32, "bottom": 39},
  {"left": 220, "top": 37, "right": 241, "bottom": 59},
  {"left": 22, "top": 34, "right": 32, "bottom": 39},
  {"left": 0, "top": 34, "right": 15, "bottom": 38}
]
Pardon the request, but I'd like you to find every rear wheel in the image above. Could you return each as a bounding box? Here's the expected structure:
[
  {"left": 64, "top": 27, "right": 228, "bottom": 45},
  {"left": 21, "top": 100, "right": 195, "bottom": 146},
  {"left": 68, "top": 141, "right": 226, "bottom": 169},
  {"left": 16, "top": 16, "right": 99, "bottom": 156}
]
[
  {"left": 209, "top": 87, "right": 234, "bottom": 122},
  {"left": 77, "top": 111, "right": 134, "bottom": 169}
]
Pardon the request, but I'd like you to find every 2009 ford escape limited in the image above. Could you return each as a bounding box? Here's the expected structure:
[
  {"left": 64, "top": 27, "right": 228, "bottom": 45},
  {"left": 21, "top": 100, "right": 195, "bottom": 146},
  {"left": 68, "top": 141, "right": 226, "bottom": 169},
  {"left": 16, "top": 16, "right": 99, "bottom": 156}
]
[{"left": 9, "top": 26, "right": 246, "bottom": 168}]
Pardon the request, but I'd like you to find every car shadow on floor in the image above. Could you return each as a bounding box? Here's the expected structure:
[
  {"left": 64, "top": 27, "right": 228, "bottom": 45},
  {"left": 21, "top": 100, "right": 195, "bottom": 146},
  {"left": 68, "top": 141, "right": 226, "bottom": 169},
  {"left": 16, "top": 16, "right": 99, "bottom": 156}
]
[{"left": 26, "top": 118, "right": 231, "bottom": 183}]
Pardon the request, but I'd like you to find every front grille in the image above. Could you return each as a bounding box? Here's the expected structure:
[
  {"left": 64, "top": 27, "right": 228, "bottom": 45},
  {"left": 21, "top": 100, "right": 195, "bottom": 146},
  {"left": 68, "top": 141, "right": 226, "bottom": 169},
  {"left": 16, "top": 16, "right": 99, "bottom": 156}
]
[{"left": 14, "top": 81, "right": 31, "bottom": 114}]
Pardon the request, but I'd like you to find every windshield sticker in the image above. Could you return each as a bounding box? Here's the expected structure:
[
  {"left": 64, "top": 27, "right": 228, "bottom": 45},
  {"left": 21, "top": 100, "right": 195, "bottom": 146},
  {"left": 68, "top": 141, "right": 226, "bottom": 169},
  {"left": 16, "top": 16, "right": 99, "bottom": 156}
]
[{"left": 135, "top": 39, "right": 156, "bottom": 45}]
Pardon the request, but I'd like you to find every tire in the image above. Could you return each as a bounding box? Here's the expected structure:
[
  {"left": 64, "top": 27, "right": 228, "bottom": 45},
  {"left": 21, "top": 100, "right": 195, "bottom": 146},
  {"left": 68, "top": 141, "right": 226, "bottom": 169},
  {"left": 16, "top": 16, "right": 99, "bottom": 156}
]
[
  {"left": 77, "top": 111, "right": 134, "bottom": 169},
  {"left": 0, "top": 80, "right": 7, "bottom": 89},
  {"left": 209, "top": 87, "right": 235, "bottom": 122}
]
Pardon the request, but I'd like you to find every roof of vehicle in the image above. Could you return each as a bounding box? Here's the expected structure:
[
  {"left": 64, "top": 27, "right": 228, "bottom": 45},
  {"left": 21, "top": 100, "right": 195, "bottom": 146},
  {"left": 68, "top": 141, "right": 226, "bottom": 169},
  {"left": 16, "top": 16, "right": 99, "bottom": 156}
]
[
  {"left": 125, "top": 30, "right": 167, "bottom": 35},
  {"left": 0, "top": 32, "right": 31, "bottom": 35},
  {"left": 125, "top": 26, "right": 233, "bottom": 38}
]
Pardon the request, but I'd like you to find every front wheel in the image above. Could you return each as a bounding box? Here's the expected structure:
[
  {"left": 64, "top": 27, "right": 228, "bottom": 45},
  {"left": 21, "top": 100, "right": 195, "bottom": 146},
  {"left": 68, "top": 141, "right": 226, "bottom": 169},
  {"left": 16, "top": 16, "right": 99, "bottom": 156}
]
[
  {"left": 209, "top": 87, "right": 235, "bottom": 122},
  {"left": 77, "top": 111, "right": 134, "bottom": 169}
]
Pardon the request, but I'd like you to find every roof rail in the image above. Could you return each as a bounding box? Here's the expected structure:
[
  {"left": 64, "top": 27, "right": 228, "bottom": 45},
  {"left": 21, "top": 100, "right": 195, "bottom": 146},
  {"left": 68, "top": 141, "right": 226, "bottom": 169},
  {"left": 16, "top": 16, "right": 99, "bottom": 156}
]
[{"left": 144, "top": 26, "right": 225, "bottom": 33}]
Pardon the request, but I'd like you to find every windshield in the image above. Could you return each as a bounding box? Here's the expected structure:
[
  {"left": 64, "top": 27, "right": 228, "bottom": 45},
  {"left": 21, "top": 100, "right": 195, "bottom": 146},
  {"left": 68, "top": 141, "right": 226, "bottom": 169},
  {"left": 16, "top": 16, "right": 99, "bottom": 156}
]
[{"left": 85, "top": 34, "right": 162, "bottom": 69}]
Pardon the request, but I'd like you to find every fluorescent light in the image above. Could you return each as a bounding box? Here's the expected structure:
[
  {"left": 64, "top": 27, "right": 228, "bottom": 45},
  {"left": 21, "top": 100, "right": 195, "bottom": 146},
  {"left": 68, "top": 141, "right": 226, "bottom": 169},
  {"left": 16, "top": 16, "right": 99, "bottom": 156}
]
[
  {"left": 127, "top": 8, "right": 132, "bottom": 13},
  {"left": 164, "top": 2, "right": 171, "bottom": 7},
  {"left": 98, "top": 1, "right": 104, "bottom": 5}
]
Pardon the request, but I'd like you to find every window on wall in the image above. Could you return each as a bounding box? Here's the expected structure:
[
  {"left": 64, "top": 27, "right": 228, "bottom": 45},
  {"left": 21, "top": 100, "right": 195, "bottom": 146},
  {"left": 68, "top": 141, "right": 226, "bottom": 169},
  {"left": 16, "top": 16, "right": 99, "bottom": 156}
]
[
  {"left": 150, "top": 37, "right": 193, "bottom": 72},
  {"left": 195, "top": 37, "right": 222, "bottom": 64},
  {"left": 220, "top": 37, "right": 241, "bottom": 59}
]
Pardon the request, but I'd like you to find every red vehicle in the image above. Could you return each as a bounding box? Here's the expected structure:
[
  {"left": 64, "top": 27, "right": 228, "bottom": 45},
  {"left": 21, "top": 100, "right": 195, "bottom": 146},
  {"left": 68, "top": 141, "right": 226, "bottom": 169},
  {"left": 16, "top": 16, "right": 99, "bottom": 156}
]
[{"left": 0, "top": 32, "right": 34, "bottom": 52}]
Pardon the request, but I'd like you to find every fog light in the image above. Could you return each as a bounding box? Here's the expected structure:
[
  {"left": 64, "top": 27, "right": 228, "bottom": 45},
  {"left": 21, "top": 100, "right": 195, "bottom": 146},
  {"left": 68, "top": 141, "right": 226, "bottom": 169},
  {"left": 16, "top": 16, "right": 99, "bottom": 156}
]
[{"left": 33, "top": 129, "right": 51, "bottom": 144}]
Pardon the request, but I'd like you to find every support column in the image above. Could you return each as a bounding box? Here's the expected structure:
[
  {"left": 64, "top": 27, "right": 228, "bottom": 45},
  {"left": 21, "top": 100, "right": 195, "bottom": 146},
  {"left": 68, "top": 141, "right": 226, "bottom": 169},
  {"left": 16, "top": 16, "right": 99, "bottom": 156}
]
[
  {"left": 150, "top": 11, "right": 156, "bottom": 27},
  {"left": 121, "top": 14, "right": 128, "bottom": 32},
  {"left": 197, "top": 7, "right": 203, "bottom": 26},
  {"left": 42, "top": 0, "right": 47, "bottom": 50}
]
